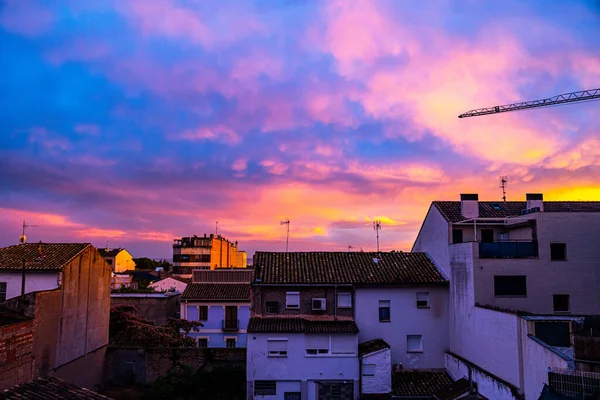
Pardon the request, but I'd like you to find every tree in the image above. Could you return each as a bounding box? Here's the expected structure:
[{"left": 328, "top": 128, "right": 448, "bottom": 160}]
[{"left": 109, "top": 305, "right": 202, "bottom": 348}]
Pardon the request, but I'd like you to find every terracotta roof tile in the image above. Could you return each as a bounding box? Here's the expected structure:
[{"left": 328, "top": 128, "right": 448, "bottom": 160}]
[
  {"left": 181, "top": 283, "right": 251, "bottom": 301},
  {"left": 393, "top": 370, "right": 454, "bottom": 396},
  {"left": 253, "top": 252, "right": 446, "bottom": 285},
  {"left": 434, "top": 201, "right": 600, "bottom": 223},
  {"left": 0, "top": 243, "right": 90, "bottom": 271},
  {"left": 248, "top": 317, "right": 359, "bottom": 334},
  {"left": 0, "top": 375, "right": 112, "bottom": 399},
  {"left": 359, "top": 338, "right": 390, "bottom": 356}
]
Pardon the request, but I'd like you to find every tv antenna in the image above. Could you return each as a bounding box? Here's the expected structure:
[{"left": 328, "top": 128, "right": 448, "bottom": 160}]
[
  {"left": 499, "top": 176, "right": 508, "bottom": 202},
  {"left": 215, "top": 221, "right": 219, "bottom": 236},
  {"left": 280, "top": 219, "right": 290, "bottom": 252},
  {"left": 20, "top": 220, "right": 39, "bottom": 244},
  {"left": 373, "top": 219, "right": 382, "bottom": 252}
]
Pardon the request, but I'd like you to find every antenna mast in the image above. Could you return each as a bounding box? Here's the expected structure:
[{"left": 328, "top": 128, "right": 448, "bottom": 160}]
[
  {"left": 280, "top": 220, "right": 290, "bottom": 252},
  {"left": 499, "top": 176, "right": 508, "bottom": 202},
  {"left": 19, "top": 220, "right": 39, "bottom": 313},
  {"left": 373, "top": 219, "right": 382, "bottom": 252},
  {"left": 215, "top": 221, "right": 219, "bottom": 236}
]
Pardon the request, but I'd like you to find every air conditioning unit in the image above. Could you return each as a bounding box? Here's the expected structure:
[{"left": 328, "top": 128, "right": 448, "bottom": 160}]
[{"left": 312, "top": 298, "right": 326, "bottom": 311}]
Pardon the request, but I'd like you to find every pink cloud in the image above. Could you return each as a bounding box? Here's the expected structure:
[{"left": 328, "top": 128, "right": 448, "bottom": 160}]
[
  {"left": 0, "top": 0, "right": 54, "bottom": 37},
  {"left": 175, "top": 125, "right": 241, "bottom": 144}
]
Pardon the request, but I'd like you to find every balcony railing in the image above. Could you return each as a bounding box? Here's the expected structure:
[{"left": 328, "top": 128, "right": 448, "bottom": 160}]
[
  {"left": 222, "top": 319, "right": 240, "bottom": 332},
  {"left": 479, "top": 240, "right": 538, "bottom": 259}
]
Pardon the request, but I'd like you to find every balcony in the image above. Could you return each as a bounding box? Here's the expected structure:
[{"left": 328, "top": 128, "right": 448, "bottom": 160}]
[
  {"left": 222, "top": 319, "right": 240, "bottom": 332},
  {"left": 479, "top": 240, "right": 539, "bottom": 259}
]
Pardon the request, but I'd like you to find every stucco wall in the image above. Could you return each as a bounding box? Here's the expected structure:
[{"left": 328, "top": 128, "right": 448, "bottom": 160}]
[
  {"left": 475, "top": 212, "right": 600, "bottom": 314},
  {"left": 182, "top": 302, "right": 250, "bottom": 347},
  {"left": 247, "top": 333, "right": 359, "bottom": 400},
  {"left": 114, "top": 251, "right": 136, "bottom": 273},
  {"left": 111, "top": 293, "right": 180, "bottom": 326},
  {"left": 412, "top": 205, "right": 451, "bottom": 278},
  {"left": 361, "top": 348, "right": 391, "bottom": 394},
  {"left": 0, "top": 271, "right": 58, "bottom": 300},
  {"left": 355, "top": 286, "right": 448, "bottom": 368}
]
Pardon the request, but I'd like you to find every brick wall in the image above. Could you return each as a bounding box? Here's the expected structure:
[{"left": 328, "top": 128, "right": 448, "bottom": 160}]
[
  {"left": 105, "top": 346, "right": 246, "bottom": 385},
  {"left": 574, "top": 332, "right": 600, "bottom": 362},
  {"left": 0, "top": 319, "right": 34, "bottom": 390},
  {"left": 252, "top": 286, "right": 354, "bottom": 318}
]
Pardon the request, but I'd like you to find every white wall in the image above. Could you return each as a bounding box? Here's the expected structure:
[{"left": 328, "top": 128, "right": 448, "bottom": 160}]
[
  {"left": 355, "top": 286, "right": 448, "bottom": 368},
  {"left": 149, "top": 277, "right": 187, "bottom": 293},
  {"left": 247, "top": 333, "right": 359, "bottom": 400},
  {"left": 412, "top": 205, "right": 451, "bottom": 278},
  {"left": 0, "top": 271, "right": 59, "bottom": 300},
  {"left": 361, "top": 349, "right": 391, "bottom": 394}
]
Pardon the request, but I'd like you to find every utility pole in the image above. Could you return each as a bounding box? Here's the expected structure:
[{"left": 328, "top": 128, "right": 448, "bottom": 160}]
[
  {"left": 373, "top": 219, "right": 382, "bottom": 253},
  {"left": 280, "top": 220, "right": 290, "bottom": 253}
]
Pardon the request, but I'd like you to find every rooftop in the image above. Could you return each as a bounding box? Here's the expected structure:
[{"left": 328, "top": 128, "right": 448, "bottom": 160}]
[
  {"left": 181, "top": 283, "right": 251, "bottom": 301},
  {"left": 247, "top": 317, "right": 359, "bottom": 334},
  {"left": 97, "top": 248, "right": 126, "bottom": 257},
  {"left": 434, "top": 201, "right": 600, "bottom": 223},
  {"left": 253, "top": 252, "right": 447, "bottom": 285},
  {"left": 0, "top": 375, "right": 112, "bottom": 399},
  {"left": 392, "top": 369, "right": 454, "bottom": 397},
  {"left": 0, "top": 243, "right": 90, "bottom": 271},
  {"left": 359, "top": 338, "right": 390, "bottom": 356}
]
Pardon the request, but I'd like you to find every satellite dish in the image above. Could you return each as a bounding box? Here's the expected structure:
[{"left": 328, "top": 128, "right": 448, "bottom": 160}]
[{"left": 19, "top": 234, "right": 26, "bottom": 244}]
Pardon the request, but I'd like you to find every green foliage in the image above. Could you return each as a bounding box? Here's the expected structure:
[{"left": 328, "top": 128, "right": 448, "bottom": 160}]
[
  {"left": 134, "top": 257, "right": 172, "bottom": 272},
  {"left": 109, "top": 305, "right": 202, "bottom": 348},
  {"left": 141, "top": 365, "right": 246, "bottom": 400}
]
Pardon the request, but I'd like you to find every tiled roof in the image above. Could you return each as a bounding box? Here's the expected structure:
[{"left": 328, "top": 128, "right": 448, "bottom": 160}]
[
  {"left": 0, "top": 243, "right": 90, "bottom": 271},
  {"left": 359, "top": 338, "right": 390, "bottom": 356},
  {"left": 97, "top": 248, "right": 122, "bottom": 257},
  {"left": 181, "top": 283, "right": 251, "bottom": 301},
  {"left": 0, "top": 375, "right": 112, "bottom": 399},
  {"left": 253, "top": 252, "right": 446, "bottom": 285},
  {"left": 247, "top": 317, "right": 359, "bottom": 334},
  {"left": 434, "top": 201, "right": 600, "bottom": 223},
  {"left": 392, "top": 370, "right": 454, "bottom": 396}
]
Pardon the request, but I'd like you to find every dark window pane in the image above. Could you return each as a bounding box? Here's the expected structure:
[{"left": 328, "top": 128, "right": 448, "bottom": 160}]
[
  {"left": 379, "top": 307, "right": 390, "bottom": 322},
  {"left": 553, "top": 294, "right": 570, "bottom": 312},
  {"left": 255, "top": 381, "right": 276, "bottom": 396},
  {"left": 494, "top": 276, "right": 527, "bottom": 296},
  {"left": 266, "top": 302, "right": 279, "bottom": 314},
  {"left": 199, "top": 306, "right": 208, "bottom": 320},
  {"left": 452, "top": 229, "right": 463, "bottom": 244},
  {"left": 550, "top": 243, "right": 567, "bottom": 261},
  {"left": 481, "top": 229, "right": 494, "bottom": 243}
]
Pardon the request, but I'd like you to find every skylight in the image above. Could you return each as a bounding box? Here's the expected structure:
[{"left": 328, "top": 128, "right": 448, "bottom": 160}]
[{"left": 490, "top": 203, "right": 503, "bottom": 210}]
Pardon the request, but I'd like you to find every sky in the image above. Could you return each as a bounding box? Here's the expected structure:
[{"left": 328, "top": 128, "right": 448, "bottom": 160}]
[{"left": 0, "top": 0, "right": 599, "bottom": 259}]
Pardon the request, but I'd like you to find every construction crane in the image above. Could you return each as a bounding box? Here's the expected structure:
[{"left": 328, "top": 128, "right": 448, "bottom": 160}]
[{"left": 458, "top": 88, "right": 600, "bottom": 118}]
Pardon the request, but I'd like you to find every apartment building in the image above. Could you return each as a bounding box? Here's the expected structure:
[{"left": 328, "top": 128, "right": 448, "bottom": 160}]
[
  {"left": 247, "top": 251, "right": 448, "bottom": 400},
  {"left": 413, "top": 193, "right": 600, "bottom": 315},
  {"left": 172, "top": 234, "right": 247, "bottom": 276},
  {"left": 180, "top": 269, "right": 252, "bottom": 348}
]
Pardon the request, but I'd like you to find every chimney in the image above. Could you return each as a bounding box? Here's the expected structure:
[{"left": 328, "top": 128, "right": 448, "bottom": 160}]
[
  {"left": 526, "top": 193, "right": 544, "bottom": 211},
  {"left": 460, "top": 194, "right": 479, "bottom": 219}
]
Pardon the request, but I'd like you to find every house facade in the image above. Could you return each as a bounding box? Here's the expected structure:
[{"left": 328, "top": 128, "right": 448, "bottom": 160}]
[
  {"left": 172, "top": 234, "right": 247, "bottom": 276},
  {"left": 149, "top": 276, "right": 189, "bottom": 293},
  {"left": 180, "top": 269, "right": 252, "bottom": 348},
  {"left": 247, "top": 251, "right": 448, "bottom": 400},
  {"left": 98, "top": 247, "right": 136, "bottom": 273}
]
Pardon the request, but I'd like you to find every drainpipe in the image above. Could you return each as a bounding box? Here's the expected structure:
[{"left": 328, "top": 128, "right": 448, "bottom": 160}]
[{"left": 334, "top": 285, "right": 338, "bottom": 320}]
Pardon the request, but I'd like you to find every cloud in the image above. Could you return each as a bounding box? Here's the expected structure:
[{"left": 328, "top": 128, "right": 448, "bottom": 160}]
[{"left": 175, "top": 125, "right": 241, "bottom": 144}]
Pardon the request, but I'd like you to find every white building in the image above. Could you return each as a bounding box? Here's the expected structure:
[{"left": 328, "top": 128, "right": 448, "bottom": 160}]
[
  {"left": 149, "top": 276, "right": 189, "bottom": 293},
  {"left": 358, "top": 339, "right": 391, "bottom": 395}
]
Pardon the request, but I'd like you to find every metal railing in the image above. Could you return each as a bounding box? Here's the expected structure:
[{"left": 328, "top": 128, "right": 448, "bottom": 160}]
[
  {"left": 222, "top": 319, "right": 239, "bottom": 332},
  {"left": 549, "top": 368, "right": 600, "bottom": 397},
  {"left": 479, "top": 240, "right": 538, "bottom": 259}
]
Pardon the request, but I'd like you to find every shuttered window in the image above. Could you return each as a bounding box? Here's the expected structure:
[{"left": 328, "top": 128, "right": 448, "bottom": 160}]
[
  {"left": 331, "top": 335, "right": 356, "bottom": 355},
  {"left": 305, "top": 334, "right": 329, "bottom": 355},
  {"left": 268, "top": 339, "right": 288, "bottom": 357},
  {"left": 286, "top": 292, "right": 300, "bottom": 309}
]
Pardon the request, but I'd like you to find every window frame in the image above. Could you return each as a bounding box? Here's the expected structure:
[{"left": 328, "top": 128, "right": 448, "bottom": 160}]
[
  {"left": 267, "top": 339, "right": 288, "bottom": 357},
  {"left": 379, "top": 300, "right": 391, "bottom": 322},
  {"left": 407, "top": 334, "right": 423, "bottom": 353},
  {"left": 305, "top": 334, "right": 330, "bottom": 357},
  {"left": 337, "top": 292, "right": 352, "bottom": 308},
  {"left": 286, "top": 292, "right": 300, "bottom": 309},
  {"left": 416, "top": 292, "right": 429, "bottom": 309},
  {"left": 550, "top": 243, "right": 567, "bottom": 261},
  {"left": 494, "top": 275, "right": 527, "bottom": 297},
  {"left": 198, "top": 305, "right": 208, "bottom": 321},
  {"left": 266, "top": 301, "right": 280, "bottom": 314},
  {"left": 362, "top": 364, "right": 376, "bottom": 376},
  {"left": 254, "top": 381, "right": 277, "bottom": 396},
  {"left": 553, "top": 294, "right": 570, "bottom": 313},
  {"left": 197, "top": 337, "right": 209, "bottom": 348},
  {"left": 225, "top": 337, "right": 237, "bottom": 348}
]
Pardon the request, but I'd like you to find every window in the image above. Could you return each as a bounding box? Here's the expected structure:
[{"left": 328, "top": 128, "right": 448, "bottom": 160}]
[
  {"left": 199, "top": 306, "right": 208, "bottom": 321},
  {"left": 491, "top": 202, "right": 503, "bottom": 210},
  {"left": 379, "top": 300, "right": 390, "bottom": 322},
  {"left": 498, "top": 232, "right": 510, "bottom": 242},
  {"left": 268, "top": 339, "right": 288, "bottom": 357},
  {"left": 286, "top": 292, "right": 300, "bottom": 309},
  {"left": 338, "top": 292, "right": 352, "bottom": 308},
  {"left": 553, "top": 294, "right": 570, "bottom": 313},
  {"left": 452, "top": 229, "right": 463, "bottom": 244},
  {"left": 550, "top": 243, "right": 567, "bottom": 261},
  {"left": 481, "top": 229, "right": 494, "bottom": 243},
  {"left": 197, "top": 338, "right": 208, "bottom": 348},
  {"left": 494, "top": 276, "right": 527, "bottom": 297},
  {"left": 266, "top": 301, "right": 280, "bottom": 314},
  {"left": 254, "top": 381, "right": 276, "bottom": 396},
  {"left": 362, "top": 364, "right": 376, "bottom": 376},
  {"left": 407, "top": 335, "right": 423, "bottom": 353},
  {"left": 331, "top": 334, "right": 356, "bottom": 355},
  {"left": 416, "top": 292, "right": 429, "bottom": 308},
  {"left": 0, "top": 282, "right": 6, "bottom": 303},
  {"left": 226, "top": 338, "right": 236, "bottom": 348},
  {"left": 305, "top": 334, "right": 329, "bottom": 355}
]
